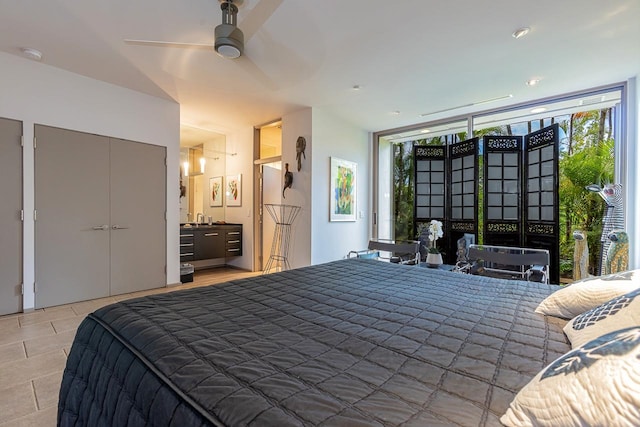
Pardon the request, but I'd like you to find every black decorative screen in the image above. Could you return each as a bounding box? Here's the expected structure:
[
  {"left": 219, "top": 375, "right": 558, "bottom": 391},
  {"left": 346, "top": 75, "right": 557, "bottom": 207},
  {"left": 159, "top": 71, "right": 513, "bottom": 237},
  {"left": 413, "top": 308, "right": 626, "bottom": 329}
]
[
  {"left": 447, "top": 138, "right": 478, "bottom": 263},
  {"left": 411, "top": 127, "right": 559, "bottom": 280},
  {"left": 524, "top": 124, "right": 560, "bottom": 284},
  {"left": 483, "top": 136, "right": 523, "bottom": 247}
]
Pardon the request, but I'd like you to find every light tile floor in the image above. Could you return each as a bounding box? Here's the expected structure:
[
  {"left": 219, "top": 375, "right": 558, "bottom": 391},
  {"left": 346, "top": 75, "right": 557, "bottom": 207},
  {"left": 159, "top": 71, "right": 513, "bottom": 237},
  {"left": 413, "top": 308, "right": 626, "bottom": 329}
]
[{"left": 0, "top": 268, "right": 259, "bottom": 426}]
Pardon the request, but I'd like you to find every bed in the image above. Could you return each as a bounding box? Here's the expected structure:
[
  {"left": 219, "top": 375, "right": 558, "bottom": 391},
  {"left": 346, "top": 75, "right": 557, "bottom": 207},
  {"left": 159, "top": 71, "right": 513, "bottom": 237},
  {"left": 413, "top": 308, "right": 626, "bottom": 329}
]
[{"left": 58, "top": 258, "right": 569, "bottom": 426}]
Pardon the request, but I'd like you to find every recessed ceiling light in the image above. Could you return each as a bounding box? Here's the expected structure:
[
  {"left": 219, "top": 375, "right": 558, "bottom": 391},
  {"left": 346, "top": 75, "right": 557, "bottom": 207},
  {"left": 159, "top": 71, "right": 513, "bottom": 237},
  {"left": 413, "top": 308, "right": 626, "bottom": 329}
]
[
  {"left": 531, "top": 107, "right": 546, "bottom": 114},
  {"left": 20, "top": 47, "right": 42, "bottom": 61},
  {"left": 352, "top": 85, "right": 361, "bottom": 91},
  {"left": 526, "top": 78, "right": 540, "bottom": 86},
  {"left": 420, "top": 129, "right": 430, "bottom": 134},
  {"left": 512, "top": 27, "right": 530, "bottom": 39},
  {"left": 390, "top": 110, "right": 401, "bottom": 115}
]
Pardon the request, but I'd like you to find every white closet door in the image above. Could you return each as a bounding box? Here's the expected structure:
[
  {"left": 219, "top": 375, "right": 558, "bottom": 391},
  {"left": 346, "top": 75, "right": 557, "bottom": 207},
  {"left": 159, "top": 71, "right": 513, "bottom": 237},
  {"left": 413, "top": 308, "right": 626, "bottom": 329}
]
[
  {"left": 0, "top": 118, "right": 23, "bottom": 315},
  {"left": 109, "top": 138, "right": 166, "bottom": 294},
  {"left": 35, "top": 125, "right": 110, "bottom": 308}
]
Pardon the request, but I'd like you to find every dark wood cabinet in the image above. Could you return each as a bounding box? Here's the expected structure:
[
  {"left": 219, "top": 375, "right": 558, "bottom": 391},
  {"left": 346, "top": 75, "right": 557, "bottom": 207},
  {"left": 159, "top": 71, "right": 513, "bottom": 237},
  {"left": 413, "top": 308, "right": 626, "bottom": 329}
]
[
  {"left": 179, "top": 232, "right": 195, "bottom": 262},
  {"left": 224, "top": 226, "right": 242, "bottom": 257},
  {"left": 180, "top": 224, "right": 242, "bottom": 261},
  {"left": 195, "top": 229, "right": 225, "bottom": 259}
]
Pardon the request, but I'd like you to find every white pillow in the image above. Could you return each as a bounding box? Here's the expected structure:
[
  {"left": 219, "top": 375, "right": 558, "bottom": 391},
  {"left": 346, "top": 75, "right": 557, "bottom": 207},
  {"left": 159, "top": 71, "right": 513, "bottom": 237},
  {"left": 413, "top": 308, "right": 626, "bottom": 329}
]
[
  {"left": 501, "top": 327, "right": 640, "bottom": 427},
  {"left": 564, "top": 287, "right": 640, "bottom": 349},
  {"left": 535, "top": 270, "right": 640, "bottom": 318}
]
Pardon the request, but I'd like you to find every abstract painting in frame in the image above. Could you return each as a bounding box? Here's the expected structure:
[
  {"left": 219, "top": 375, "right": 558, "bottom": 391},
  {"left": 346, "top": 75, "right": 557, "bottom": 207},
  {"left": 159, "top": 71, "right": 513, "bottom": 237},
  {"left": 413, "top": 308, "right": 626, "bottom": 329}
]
[
  {"left": 226, "top": 174, "right": 242, "bottom": 206},
  {"left": 209, "top": 176, "right": 223, "bottom": 207},
  {"left": 330, "top": 157, "right": 357, "bottom": 222}
]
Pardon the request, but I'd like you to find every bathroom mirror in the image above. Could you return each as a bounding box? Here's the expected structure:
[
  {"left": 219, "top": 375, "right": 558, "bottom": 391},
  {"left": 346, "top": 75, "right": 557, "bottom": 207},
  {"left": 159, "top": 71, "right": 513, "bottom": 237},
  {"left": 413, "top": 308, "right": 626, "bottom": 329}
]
[{"left": 179, "top": 125, "right": 226, "bottom": 224}]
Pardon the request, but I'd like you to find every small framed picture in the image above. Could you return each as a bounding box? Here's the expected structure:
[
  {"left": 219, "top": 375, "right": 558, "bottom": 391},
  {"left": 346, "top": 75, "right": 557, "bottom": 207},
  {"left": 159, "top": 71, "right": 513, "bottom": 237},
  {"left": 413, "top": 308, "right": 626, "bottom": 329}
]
[
  {"left": 226, "top": 174, "right": 242, "bottom": 206},
  {"left": 209, "top": 176, "right": 223, "bottom": 207},
  {"left": 330, "top": 157, "right": 357, "bottom": 221}
]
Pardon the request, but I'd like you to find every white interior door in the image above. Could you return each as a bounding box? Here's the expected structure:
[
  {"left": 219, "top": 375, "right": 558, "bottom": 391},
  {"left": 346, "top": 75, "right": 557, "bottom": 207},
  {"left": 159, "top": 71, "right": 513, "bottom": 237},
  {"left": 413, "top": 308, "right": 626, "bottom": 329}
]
[
  {"left": 109, "top": 138, "right": 166, "bottom": 294},
  {"left": 0, "top": 117, "right": 23, "bottom": 315},
  {"left": 261, "top": 163, "right": 281, "bottom": 270},
  {"left": 35, "top": 125, "right": 110, "bottom": 308}
]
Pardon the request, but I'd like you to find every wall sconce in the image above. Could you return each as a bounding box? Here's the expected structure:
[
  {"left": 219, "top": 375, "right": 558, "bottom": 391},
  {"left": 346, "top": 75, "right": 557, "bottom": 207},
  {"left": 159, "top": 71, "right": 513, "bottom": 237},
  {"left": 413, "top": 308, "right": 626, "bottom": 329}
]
[
  {"left": 200, "top": 157, "right": 206, "bottom": 173},
  {"left": 183, "top": 161, "right": 189, "bottom": 177}
]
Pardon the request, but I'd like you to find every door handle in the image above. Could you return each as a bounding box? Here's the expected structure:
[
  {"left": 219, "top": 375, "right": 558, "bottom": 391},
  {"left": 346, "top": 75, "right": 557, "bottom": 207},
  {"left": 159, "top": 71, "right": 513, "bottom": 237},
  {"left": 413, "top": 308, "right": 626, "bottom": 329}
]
[
  {"left": 92, "top": 225, "right": 109, "bottom": 231},
  {"left": 112, "top": 225, "right": 130, "bottom": 230}
]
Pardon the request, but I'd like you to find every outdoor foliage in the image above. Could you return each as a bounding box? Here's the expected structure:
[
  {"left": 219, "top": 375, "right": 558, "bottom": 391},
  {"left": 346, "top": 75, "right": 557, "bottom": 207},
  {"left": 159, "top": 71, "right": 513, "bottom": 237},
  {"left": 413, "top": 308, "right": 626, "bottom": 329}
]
[
  {"left": 558, "top": 110, "right": 615, "bottom": 275},
  {"left": 393, "top": 142, "right": 415, "bottom": 241}
]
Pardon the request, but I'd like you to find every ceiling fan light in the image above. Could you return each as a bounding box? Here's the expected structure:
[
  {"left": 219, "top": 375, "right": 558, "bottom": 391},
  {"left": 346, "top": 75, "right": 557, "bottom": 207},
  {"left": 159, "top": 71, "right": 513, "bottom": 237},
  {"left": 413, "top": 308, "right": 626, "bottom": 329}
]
[
  {"left": 216, "top": 43, "right": 241, "bottom": 59},
  {"left": 214, "top": 23, "right": 244, "bottom": 59}
]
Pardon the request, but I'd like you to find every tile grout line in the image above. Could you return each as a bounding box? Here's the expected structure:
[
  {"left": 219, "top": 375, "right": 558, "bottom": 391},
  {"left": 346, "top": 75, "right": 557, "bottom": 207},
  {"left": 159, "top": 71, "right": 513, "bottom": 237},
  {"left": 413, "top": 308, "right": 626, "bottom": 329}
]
[{"left": 30, "top": 378, "right": 41, "bottom": 411}]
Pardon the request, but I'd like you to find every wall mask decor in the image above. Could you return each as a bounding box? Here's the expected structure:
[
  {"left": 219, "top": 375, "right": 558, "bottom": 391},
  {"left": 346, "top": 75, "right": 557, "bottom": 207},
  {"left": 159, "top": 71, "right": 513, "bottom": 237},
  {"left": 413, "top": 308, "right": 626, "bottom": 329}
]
[
  {"left": 296, "top": 136, "right": 306, "bottom": 171},
  {"left": 283, "top": 162, "right": 293, "bottom": 198}
]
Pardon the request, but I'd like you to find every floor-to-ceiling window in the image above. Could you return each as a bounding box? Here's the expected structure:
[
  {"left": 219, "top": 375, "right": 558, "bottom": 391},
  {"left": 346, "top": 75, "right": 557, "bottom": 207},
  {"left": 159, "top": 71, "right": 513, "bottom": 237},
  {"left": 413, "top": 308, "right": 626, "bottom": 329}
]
[{"left": 374, "top": 84, "right": 625, "bottom": 281}]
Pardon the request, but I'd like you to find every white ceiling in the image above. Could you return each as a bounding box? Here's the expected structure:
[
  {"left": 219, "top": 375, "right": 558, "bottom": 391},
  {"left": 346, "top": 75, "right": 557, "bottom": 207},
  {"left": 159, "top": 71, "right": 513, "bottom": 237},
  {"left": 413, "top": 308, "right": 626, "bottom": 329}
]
[{"left": 1, "top": 0, "right": 638, "bottom": 136}]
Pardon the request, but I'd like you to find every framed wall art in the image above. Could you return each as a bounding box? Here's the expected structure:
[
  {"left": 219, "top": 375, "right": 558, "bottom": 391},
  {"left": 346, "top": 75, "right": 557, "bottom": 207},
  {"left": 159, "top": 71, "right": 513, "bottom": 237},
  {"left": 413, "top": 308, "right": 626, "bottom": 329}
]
[
  {"left": 209, "top": 176, "right": 223, "bottom": 207},
  {"left": 226, "top": 174, "right": 242, "bottom": 206},
  {"left": 330, "top": 157, "right": 357, "bottom": 222}
]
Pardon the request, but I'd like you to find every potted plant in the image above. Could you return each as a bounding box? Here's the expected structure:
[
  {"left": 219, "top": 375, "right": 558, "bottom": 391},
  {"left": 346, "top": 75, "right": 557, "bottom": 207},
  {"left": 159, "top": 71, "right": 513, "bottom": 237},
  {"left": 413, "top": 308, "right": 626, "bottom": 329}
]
[{"left": 426, "top": 219, "right": 443, "bottom": 267}]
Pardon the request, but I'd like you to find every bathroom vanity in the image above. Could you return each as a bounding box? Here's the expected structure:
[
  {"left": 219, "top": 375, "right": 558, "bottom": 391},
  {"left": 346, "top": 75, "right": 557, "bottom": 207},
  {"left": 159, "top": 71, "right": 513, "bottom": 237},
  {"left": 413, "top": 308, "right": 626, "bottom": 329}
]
[{"left": 179, "top": 223, "right": 242, "bottom": 262}]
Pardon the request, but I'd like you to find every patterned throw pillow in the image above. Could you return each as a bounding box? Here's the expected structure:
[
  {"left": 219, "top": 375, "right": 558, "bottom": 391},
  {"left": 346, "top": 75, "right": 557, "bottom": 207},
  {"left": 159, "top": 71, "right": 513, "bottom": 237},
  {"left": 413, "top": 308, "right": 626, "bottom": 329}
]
[
  {"left": 564, "top": 287, "right": 640, "bottom": 349},
  {"left": 501, "top": 327, "right": 640, "bottom": 427},
  {"left": 535, "top": 270, "right": 640, "bottom": 318}
]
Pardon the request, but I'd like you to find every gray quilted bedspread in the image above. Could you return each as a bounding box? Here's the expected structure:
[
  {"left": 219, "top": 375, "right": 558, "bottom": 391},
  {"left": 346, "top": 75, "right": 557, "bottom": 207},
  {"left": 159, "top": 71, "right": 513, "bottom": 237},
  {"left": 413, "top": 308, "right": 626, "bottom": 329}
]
[{"left": 58, "top": 258, "right": 569, "bottom": 426}]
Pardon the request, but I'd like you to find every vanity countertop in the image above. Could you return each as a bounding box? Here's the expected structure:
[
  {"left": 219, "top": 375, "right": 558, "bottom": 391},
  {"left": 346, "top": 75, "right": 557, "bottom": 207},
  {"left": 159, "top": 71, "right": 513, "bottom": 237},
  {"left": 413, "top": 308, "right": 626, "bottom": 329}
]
[{"left": 180, "top": 223, "right": 242, "bottom": 230}]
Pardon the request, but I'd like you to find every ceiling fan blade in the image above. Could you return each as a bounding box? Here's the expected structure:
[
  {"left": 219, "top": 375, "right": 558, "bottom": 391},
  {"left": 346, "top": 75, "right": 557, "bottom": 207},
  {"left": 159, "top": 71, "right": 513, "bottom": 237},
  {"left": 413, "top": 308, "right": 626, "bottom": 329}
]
[
  {"left": 237, "top": 55, "right": 278, "bottom": 90},
  {"left": 239, "top": 0, "right": 284, "bottom": 41},
  {"left": 124, "top": 39, "right": 214, "bottom": 49}
]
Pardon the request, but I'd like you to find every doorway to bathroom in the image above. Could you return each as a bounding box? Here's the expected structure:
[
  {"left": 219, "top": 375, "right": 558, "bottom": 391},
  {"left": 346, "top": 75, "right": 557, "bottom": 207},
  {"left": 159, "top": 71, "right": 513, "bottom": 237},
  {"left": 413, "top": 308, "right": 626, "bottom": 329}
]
[{"left": 253, "top": 120, "right": 282, "bottom": 271}]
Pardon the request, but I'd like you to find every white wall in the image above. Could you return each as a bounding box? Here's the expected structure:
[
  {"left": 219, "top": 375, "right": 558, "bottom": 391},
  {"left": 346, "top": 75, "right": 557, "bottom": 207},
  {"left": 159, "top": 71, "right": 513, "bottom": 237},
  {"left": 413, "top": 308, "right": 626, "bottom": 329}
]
[
  {"left": 244, "top": 106, "right": 370, "bottom": 271},
  {"left": 627, "top": 75, "right": 639, "bottom": 269},
  {"left": 0, "top": 52, "right": 180, "bottom": 311},
  {"left": 281, "top": 108, "right": 313, "bottom": 269},
  {"left": 220, "top": 109, "right": 313, "bottom": 273},
  {"left": 225, "top": 127, "right": 255, "bottom": 271},
  {"left": 202, "top": 137, "right": 226, "bottom": 222},
  {"left": 310, "top": 108, "right": 370, "bottom": 265}
]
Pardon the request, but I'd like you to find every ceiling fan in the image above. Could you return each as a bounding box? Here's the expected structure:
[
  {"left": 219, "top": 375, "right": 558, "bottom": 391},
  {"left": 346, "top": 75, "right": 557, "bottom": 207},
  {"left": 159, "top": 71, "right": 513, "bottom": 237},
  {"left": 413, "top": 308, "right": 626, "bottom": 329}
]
[{"left": 124, "top": 0, "right": 281, "bottom": 60}]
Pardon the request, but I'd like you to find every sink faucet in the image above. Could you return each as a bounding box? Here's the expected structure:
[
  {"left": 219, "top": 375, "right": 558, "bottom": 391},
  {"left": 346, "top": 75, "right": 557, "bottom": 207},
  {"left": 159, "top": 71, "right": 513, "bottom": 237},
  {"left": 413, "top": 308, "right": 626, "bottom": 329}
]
[{"left": 196, "top": 213, "right": 204, "bottom": 224}]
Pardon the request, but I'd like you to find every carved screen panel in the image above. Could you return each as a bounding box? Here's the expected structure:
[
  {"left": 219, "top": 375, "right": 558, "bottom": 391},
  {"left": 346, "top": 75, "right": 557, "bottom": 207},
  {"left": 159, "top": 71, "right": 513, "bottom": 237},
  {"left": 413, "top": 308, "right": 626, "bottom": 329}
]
[
  {"left": 483, "top": 136, "right": 523, "bottom": 247},
  {"left": 447, "top": 138, "right": 478, "bottom": 264},
  {"left": 414, "top": 145, "right": 447, "bottom": 223},
  {"left": 524, "top": 124, "right": 560, "bottom": 284}
]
